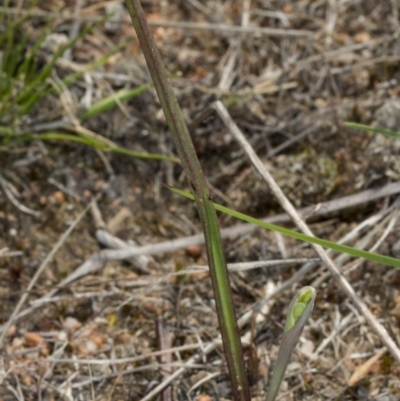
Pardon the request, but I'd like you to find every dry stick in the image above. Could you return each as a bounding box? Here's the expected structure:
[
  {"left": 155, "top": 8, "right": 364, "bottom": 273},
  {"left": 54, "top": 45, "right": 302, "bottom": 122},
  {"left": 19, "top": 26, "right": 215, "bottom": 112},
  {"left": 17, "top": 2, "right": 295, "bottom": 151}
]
[
  {"left": 136, "top": 200, "right": 393, "bottom": 400},
  {"left": 331, "top": 55, "right": 400, "bottom": 75},
  {"left": 0, "top": 172, "right": 41, "bottom": 217},
  {"left": 1, "top": 258, "right": 313, "bottom": 330},
  {"left": 0, "top": 7, "right": 313, "bottom": 37},
  {"left": 263, "top": 203, "right": 397, "bottom": 322},
  {"left": 136, "top": 208, "right": 396, "bottom": 401},
  {"left": 147, "top": 20, "right": 313, "bottom": 37},
  {"left": 64, "top": 0, "right": 84, "bottom": 60},
  {"left": 13, "top": 177, "right": 391, "bottom": 288},
  {"left": 96, "top": 229, "right": 153, "bottom": 274},
  {"left": 0, "top": 200, "right": 93, "bottom": 348},
  {"left": 88, "top": 179, "right": 400, "bottom": 262},
  {"left": 139, "top": 270, "right": 305, "bottom": 401},
  {"left": 5, "top": 177, "right": 398, "bottom": 329},
  {"left": 42, "top": 344, "right": 208, "bottom": 365},
  {"left": 6, "top": 180, "right": 396, "bottom": 324},
  {"left": 4, "top": 184, "right": 398, "bottom": 332},
  {"left": 155, "top": 317, "right": 173, "bottom": 401},
  {"left": 312, "top": 205, "right": 400, "bottom": 288},
  {"left": 213, "top": 100, "right": 400, "bottom": 364}
]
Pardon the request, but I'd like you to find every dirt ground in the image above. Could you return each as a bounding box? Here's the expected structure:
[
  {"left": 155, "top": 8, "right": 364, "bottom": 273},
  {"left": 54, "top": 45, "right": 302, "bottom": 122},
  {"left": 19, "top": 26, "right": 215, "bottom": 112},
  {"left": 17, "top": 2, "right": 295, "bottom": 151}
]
[{"left": 1, "top": 0, "right": 400, "bottom": 400}]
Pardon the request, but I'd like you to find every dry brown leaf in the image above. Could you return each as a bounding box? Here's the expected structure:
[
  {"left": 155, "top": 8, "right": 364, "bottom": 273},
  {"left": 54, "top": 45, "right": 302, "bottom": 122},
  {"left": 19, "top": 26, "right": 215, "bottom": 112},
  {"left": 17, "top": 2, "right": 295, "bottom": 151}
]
[{"left": 348, "top": 349, "right": 386, "bottom": 386}]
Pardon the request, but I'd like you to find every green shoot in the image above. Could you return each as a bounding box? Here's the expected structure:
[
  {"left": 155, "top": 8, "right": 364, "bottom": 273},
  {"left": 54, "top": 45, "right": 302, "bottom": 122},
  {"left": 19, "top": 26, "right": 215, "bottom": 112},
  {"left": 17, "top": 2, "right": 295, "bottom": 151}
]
[{"left": 267, "top": 287, "right": 316, "bottom": 401}]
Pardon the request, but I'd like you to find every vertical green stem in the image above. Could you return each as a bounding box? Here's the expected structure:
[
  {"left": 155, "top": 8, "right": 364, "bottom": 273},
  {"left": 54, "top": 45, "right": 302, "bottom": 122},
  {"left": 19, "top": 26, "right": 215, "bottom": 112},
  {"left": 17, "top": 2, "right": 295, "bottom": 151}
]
[{"left": 123, "top": 1, "right": 250, "bottom": 400}]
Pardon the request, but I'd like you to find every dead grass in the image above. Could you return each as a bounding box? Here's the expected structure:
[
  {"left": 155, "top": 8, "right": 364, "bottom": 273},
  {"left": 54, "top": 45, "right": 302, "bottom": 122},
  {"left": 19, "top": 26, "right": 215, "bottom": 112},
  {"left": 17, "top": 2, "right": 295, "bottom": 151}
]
[{"left": 0, "top": 0, "right": 400, "bottom": 400}]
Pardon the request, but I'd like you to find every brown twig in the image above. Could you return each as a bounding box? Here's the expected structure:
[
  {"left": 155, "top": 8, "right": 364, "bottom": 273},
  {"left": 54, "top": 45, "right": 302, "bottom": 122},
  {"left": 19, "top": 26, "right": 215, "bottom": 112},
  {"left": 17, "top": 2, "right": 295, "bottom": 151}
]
[
  {"left": 156, "top": 317, "right": 174, "bottom": 401},
  {"left": 213, "top": 99, "right": 400, "bottom": 364},
  {"left": 0, "top": 199, "right": 95, "bottom": 348}
]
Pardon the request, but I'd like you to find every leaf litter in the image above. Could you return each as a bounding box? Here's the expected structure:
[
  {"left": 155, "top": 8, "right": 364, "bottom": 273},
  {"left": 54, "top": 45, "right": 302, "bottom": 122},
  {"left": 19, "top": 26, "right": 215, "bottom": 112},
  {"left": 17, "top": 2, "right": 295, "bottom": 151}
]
[{"left": 0, "top": 0, "right": 400, "bottom": 400}]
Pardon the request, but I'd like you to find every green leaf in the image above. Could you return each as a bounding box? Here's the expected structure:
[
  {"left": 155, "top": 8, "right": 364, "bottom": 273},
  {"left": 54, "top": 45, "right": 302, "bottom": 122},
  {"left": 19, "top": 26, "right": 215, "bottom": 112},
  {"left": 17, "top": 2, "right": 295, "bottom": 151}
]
[
  {"left": 15, "top": 132, "right": 179, "bottom": 163},
  {"left": 81, "top": 83, "right": 152, "bottom": 120},
  {"left": 345, "top": 122, "right": 400, "bottom": 139},
  {"left": 169, "top": 187, "right": 400, "bottom": 269}
]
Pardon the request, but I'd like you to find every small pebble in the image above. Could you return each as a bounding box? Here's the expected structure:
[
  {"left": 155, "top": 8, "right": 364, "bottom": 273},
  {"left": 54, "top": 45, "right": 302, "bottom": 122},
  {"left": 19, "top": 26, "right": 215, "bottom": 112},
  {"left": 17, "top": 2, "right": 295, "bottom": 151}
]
[
  {"left": 82, "top": 189, "right": 92, "bottom": 200},
  {"left": 9, "top": 228, "right": 17, "bottom": 237},
  {"left": 39, "top": 196, "right": 47, "bottom": 206},
  {"left": 57, "top": 331, "right": 68, "bottom": 342},
  {"left": 63, "top": 316, "right": 82, "bottom": 333},
  {"left": 197, "top": 395, "right": 212, "bottom": 401},
  {"left": 12, "top": 337, "right": 23, "bottom": 349},
  {"left": 54, "top": 191, "right": 65, "bottom": 204},
  {"left": 25, "top": 332, "right": 43, "bottom": 347},
  {"left": 89, "top": 334, "right": 104, "bottom": 348},
  {"left": 22, "top": 374, "right": 32, "bottom": 387},
  {"left": 186, "top": 244, "right": 202, "bottom": 259},
  {"left": 95, "top": 180, "right": 106, "bottom": 191},
  {"left": 84, "top": 339, "right": 98, "bottom": 354}
]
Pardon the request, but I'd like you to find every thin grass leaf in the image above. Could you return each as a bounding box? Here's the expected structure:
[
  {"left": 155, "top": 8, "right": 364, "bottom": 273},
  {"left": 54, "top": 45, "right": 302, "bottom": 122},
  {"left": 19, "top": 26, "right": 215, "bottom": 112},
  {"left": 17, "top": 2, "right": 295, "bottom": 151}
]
[
  {"left": 0, "top": 10, "right": 55, "bottom": 118},
  {"left": 345, "top": 122, "right": 400, "bottom": 139},
  {"left": 61, "top": 41, "right": 128, "bottom": 88},
  {"left": 170, "top": 187, "right": 400, "bottom": 269},
  {"left": 15, "top": 132, "right": 179, "bottom": 162},
  {"left": 0, "top": 5, "right": 122, "bottom": 134},
  {"left": 17, "top": 17, "right": 107, "bottom": 112},
  {"left": 18, "top": 133, "right": 109, "bottom": 148},
  {"left": 81, "top": 83, "right": 152, "bottom": 120},
  {"left": 0, "top": 126, "right": 13, "bottom": 135},
  {"left": 266, "top": 287, "right": 316, "bottom": 401}
]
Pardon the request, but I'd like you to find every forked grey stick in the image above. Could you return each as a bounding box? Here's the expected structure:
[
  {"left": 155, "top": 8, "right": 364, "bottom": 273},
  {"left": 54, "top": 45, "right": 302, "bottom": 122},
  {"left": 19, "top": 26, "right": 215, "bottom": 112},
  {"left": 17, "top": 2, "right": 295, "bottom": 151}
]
[{"left": 213, "top": 100, "right": 400, "bottom": 363}]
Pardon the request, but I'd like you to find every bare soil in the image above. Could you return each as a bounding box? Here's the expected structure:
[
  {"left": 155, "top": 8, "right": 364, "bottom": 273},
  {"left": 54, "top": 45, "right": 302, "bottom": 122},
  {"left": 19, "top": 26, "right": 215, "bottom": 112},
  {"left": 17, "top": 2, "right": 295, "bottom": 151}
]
[{"left": 0, "top": 1, "right": 400, "bottom": 400}]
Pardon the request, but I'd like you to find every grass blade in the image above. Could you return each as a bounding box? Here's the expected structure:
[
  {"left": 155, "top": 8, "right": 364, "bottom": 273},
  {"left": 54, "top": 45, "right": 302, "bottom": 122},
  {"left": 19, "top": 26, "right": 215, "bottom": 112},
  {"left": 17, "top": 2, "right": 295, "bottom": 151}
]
[
  {"left": 345, "top": 122, "right": 400, "bottom": 138},
  {"left": 170, "top": 187, "right": 400, "bottom": 269},
  {"left": 15, "top": 132, "right": 179, "bottom": 163},
  {"left": 81, "top": 83, "right": 152, "bottom": 120}
]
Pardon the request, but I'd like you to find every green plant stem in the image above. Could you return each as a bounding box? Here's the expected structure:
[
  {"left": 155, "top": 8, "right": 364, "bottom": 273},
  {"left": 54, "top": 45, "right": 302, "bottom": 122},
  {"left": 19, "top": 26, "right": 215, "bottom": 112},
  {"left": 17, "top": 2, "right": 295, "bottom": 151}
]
[{"left": 124, "top": 1, "right": 250, "bottom": 400}]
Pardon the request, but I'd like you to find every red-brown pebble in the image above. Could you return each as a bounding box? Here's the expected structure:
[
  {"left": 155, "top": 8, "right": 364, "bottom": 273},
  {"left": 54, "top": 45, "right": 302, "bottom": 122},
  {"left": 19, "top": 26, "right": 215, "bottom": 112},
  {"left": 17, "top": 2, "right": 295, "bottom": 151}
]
[
  {"left": 82, "top": 189, "right": 92, "bottom": 200},
  {"left": 186, "top": 245, "right": 202, "bottom": 259},
  {"left": 25, "top": 332, "right": 43, "bottom": 347},
  {"left": 54, "top": 191, "right": 65, "bottom": 204},
  {"left": 39, "top": 196, "right": 47, "bottom": 206}
]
